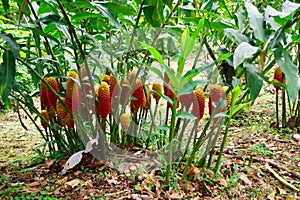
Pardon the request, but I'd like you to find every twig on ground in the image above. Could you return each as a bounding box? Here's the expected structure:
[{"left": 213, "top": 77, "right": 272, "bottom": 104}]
[
  {"left": 265, "top": 163, "right": 299, "bottom": 192},
  {"left": 226, "top": 155, "right": 300, "bottom": 180}
]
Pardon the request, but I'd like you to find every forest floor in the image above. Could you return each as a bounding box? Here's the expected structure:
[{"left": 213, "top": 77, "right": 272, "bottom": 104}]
[{"left": 0, "top": 86, "right": 300, "bottom": 199}]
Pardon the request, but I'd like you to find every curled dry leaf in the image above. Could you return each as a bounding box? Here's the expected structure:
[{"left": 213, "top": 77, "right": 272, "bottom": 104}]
[
  {"left": 64, "top": 178, "right": 84, "bottom": 191},
  {"left": 55, "top": 176, "right": 68, "bottom": 185},
  {"left": 85, "top": 180, "right": 93, "bottom": 189},
  {"left": 187, "top": 164, "right": 201, "bottom": 181},
  {"left": 239, "top": 173, "right": 252, "bottom": 187},
  {"left": 216, "top": 178, "right": 228, "bottom": 187}
]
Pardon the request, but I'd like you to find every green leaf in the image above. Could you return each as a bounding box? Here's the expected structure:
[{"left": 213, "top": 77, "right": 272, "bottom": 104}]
[
  {"left": 178, "top": 80, "right": 206, "bottom": 96},
  {"left": 143, "top": 1, "right": 164, "bottom": 27},
  {"left": 29, "top": 27, "right": 60, "bottom": 44},
  {"left": 245, "top": 2, "right": 268, "bottom": 42},
  {"left": 224, "top": 28, "right": 249, "bottom": 44},
  {"left": 0, "top": 32, "right": 20, "bottom": 58},
  {"left": 163, "top": 64, "right": 178, "bottom": 89},
  {"left": 2, "top": 0, "right": 9, "bottom": 12},
  {"left": 71, "top": 12, "right": 104, "bottom": 22},
  {"left": 0, "top": 51, "right": 16, "bottom": 105},
  {"left": 141, "top": 43, "right": 164, "bottom": 65},
  {"left": 37, "top": 14, "right": 61, "bottom": 25},
  {"left": 183, "top": 62, "right": 214, "bottom": 82},
  {"left": 146, "top": 66, "right": 164, "bottom": 82},
  {"left": 91, "top": 2, "right": 121, "bottom": 29},
  {"left": 233, "top": 42, "right": 259, "bottom": 69},
  {"left": 217, "top": 53, "right": 233, "bottom": 62},
  {"left": 101, "top": 2, "right": 136, "bottom": 16},
  {"left": 231, "top": 86, "right": 241, "bottom": 107},
  {"left": 176, "top": 112, "right": 196, "bottom": 120},
  {"left": 244, "top": 63, "right": 263, "bottom": 101},
  {"left": 274, "top": 48, "right": 300, "bottom": 102},
  {"left": 163, "top": 0, "right": 172, "bottom": 9},
  {"left": 230, "top": 102, "right": 251, "bottom": 117},
  {"left": 236, "top": 7, "right": 246, "bottom": 30}
]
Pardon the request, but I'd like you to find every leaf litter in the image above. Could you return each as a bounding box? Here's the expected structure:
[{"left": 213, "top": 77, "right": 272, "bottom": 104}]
[{"left": 0, "top": 90, "right": 300, "bottom": 199}]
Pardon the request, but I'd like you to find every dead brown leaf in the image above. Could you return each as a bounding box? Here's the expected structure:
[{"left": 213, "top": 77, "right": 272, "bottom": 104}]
[
  {"left": 216, "top": 178, "right": 228, "bottom": 187},
  {"left": 187, "top": 164, "right": 201, "bottom": 181},
  {"left": 239, "top": 173, "right": 252, "bottom": 187},
  {"left": 27, "top": 181, "right": 40, "bottom": 187},
  {"left": 267, "top": 189, "right": 276, "bottom": 200},
  {"left": 55, "top": 176, "right": 68, "bottom": 185},
  {"left": 85, "top": 180, "right": 93, "bottom": 189},
  {"left": 64, "top": 178, "right": 84, "bottom": 191}
]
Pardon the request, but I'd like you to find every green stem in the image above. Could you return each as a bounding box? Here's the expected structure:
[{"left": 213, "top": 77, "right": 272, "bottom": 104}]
[
  {"left": 214, "top": 117, "right": 231, "bottom": 173},
  {"left": 276, "top": 90, "right": 279, "bottom": 128},
  {"left": 165, "top": 95, "right": 178, "bottom": 186},
  {"left": 146, "top": 102, "right": 159, "bottom": 149}
]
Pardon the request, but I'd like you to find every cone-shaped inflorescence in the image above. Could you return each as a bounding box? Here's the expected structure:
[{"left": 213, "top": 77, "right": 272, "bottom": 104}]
[
  {"left": 192, "top": 89, "right": 205, "bottom": 121},
  {"left": 56, "top": 98, "right": 68, "bottom": 126},
  {"left": 45, "top": 77, "right": 59, "bottom": 108},
  {"left": 120, "top": 113, "right": 130, "bottom": 130},
  {"left": 64, "top": 112, "right": 74, "bottom": 128},
  {"left": 40, "top": 80, "right": 49, "bottom": 110},
  {"left": 152, "top": 82, "right": 162, "bottom": 102},
  {"left": 66, "top": 71, "right": 81, "bottom": 113},
  {"left": 208, "top": 84, "right": 231, "bottom": 116},
  {"left": 181, "top": 92, "right": 195, "bottom": 109},
  {"left": 40, "top": 110, "right": 50, "bottom": 129},
  {"left": 120, "top": 79, "right": 130, "bottom": 106},
  {"left": 96, "top": 81, "right": 111, "bottom": 119},
  {"left": 273, "top": 66, "right": 283, "bottom": 91},
  {"left": 130, "top": 78, "right": 145, "bottom": 113},
  {"left": 81, "top": 66, "right": 92, "bottom": 94}
]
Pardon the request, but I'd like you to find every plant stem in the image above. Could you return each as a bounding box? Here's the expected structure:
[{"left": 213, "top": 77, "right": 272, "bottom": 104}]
[
  {"left": 276, "top": 90, "right": 279, "bottom": 128},
  {"left": 214, "top": 117, "right": 231, "bottom": 173},
  {"left": 165, "top": 95, "right": 178, "bottom": 186},
  {"left": 146, "top": 102, "right": 159, "bottom": 149}
]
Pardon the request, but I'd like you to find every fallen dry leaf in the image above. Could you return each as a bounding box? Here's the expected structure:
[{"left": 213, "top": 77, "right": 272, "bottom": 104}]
[
  {"left": 107, "top": 179, "right": 118, "bottom": 185},
  {"left": 55, "top": 176, "right": 68, "bottom": 185},
  {"left": 64, "top": 178, "right": 84, "bottom": 191},
  {"left": 169, "top": 189, "right": 183, "bottom": 199},
  {"left": 27, "top": 181, "right": 40, "bottom": 187},
  {"left": 216, "top": 178, "right": 228, "bottom": 187},
  {"left": 267, "top": 189, "right": 276, "bottom": 200},
  {"left": 187, "top": 164, "right": 201, "bottom": 181},
  {"left": 85, "top": 180, "right": 93, "bottom": 189},
  {"left": 239, "top": 173, "right": 252, "bottom": 187}
]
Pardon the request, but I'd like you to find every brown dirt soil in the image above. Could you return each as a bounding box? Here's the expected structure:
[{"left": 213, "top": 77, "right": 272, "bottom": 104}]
[{"left": 0, "top": 88, "right": 300, "bottom": 199}]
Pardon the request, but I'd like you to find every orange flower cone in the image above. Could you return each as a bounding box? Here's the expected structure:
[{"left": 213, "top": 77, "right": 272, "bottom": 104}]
[
  {"left": 208, "top": 84, "right": 231, "bottom": 116},
  {"left": 192, "top": 89, "right": 205, "bottom": 121},
  {"left": 152, "top": 82, "right": 162, "bottom": 102},
  {"left": 120, "top": 113, "right": 130, "bottom": 130},
  {"left": 119, "top": 79, "right": 130, "bottom": 106},
  {"left": 96, "top": 81, "right": 111, "bottom": 119},
  {"left": 66, "top": 71, "right": 81, "bottom": 112},
  {"left": 130, "top": 78, "right": 145, "bottom": 113},
  {"left": 40, "top": 110, "right": 50, "bottom": 129},
  {"left": 180, "top": 92, "right": 195, "bottom": 109},
  {"left": 45, "top": 77, "right": 59, "bottom": 109},
  {"left": 166, "top": 82, "right": 179, "bottom": 109},
  {"left": 273, "top": 66, "right": 283, "bottom": 91},
  {"left": 64, "top": 112, "right": 74, "bottom": 128},
  {"left": 40, "top": 80, "right": 49, "bottom": 110},
  {"left": 56, "top": 98, "right": 68, "bottom": 126}
]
